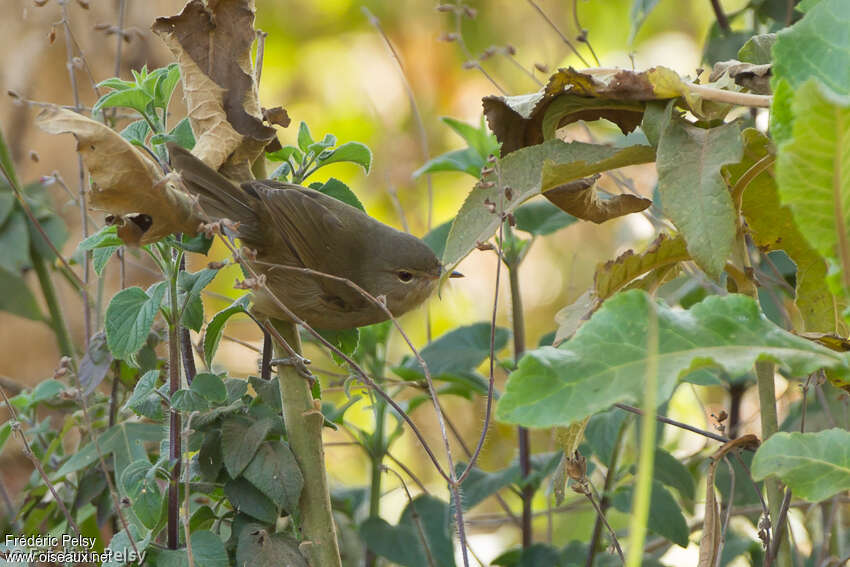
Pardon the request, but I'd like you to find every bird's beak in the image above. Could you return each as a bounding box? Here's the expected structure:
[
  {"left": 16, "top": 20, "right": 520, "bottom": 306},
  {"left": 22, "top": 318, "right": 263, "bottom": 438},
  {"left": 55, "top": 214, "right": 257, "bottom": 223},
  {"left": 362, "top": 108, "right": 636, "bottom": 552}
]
[{"left": 449, "top": 270, "right": 464, "bottom": 278}]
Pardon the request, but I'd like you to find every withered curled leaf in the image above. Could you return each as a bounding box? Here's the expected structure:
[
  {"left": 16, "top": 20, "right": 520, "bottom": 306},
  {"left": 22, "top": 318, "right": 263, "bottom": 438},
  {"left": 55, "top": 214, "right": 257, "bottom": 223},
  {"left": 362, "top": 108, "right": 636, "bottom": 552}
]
[
  {"left": 36, "top": 105, "right": 203, "bottom": 245},
  {"left": 152, "top": 0, "right": 276, "bottom": 182},
  {"left": 543, "top": 173, "right": 651, "bottom": 224}
]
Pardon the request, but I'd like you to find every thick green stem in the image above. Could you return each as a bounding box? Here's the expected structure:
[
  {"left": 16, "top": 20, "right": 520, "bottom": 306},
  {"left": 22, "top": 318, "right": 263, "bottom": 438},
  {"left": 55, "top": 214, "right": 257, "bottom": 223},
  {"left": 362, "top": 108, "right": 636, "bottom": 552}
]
[
  {"left": 272, "top": 319, "right": 342, "bottom": 567},
  {"left": 366, "top": 400, "right": 386, "bottom": 567},
  {"left": 508, "top": 263, "right": 533, "bottom": 548},
  {"left": 31, "top": 247, "right": 76, "bottom": 365},
  {"left": 756, "top": 361, "right": 792, "bottom": 567}
]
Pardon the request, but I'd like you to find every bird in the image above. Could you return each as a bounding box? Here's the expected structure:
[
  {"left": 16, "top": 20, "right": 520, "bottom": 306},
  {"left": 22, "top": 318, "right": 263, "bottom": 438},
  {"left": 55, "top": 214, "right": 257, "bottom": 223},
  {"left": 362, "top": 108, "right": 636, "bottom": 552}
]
[{"left": 168, "top": 143, "right": 461, "bottom": 330}]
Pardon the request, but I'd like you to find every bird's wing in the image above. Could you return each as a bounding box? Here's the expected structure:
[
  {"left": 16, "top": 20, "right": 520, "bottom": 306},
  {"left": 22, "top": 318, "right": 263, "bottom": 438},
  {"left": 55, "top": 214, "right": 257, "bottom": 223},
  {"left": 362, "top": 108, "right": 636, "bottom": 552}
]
[{"left": 245, "top": 181, "right": 369, "bottom": 312}]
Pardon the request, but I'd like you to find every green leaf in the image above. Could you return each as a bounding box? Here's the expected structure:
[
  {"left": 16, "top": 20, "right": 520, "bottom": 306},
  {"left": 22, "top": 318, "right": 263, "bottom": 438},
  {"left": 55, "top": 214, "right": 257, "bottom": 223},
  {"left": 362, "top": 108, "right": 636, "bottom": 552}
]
[
  {"left": 441, "top": 116, "right": 499, "bottom": 160},
  {"left": 199, "top": 430, "right": 223, "bottom": 482},
  {"left": 97, "top": 77, "right": 135, "bottom": 91},
  {"left": 171, "top": 389, "right": 209, "bottom": 412},
  {"left": 423, "top": 219, "right": 453, "bottom": 259},
  {"left": 224, "top": 478, "right": 278, "bottom": 524},
  {"left": 308, "top": 178, "right": 365, "bottom": 211},
  {"left": 0, "top": 212, "right": 31, "bottom": 272},
  {"left": 106, "top": 284, "right": 166, "bottom": 359},
  {"left": 221, "top": 416, "right": 272, "bottom": 477},
  {"left": 236, "top": 523, "right": 308, "bottom": 567},
  {"left": 360, "top": 495, "right": 456, "bottom": 567},
  {"left": 772, "top": 0, "right": 850, "bottom": 96},
  {"left": 513, "top": 200, "right": 577, "bottom": 236},
  {"left": 770, "top": 79, "right": 795, "bottom": 147},
  {"left": 752, "top": 428, "right": 850, "bottom": 501},
  {"left": 204, "top": 296, "right": 251, "bottom": 366},
  {"left": 316, "top": 141, "right": 372, "bottom": 174},
  {"left": 737, "top": 33, "right": 776, "bottom": 65},
  {"left": 266, "top": 145, "right": 302, "bottom": 163},
  {"left": 191, "top": 372, "right": 227, "bottom": 404},
  {"left": 0, "top": 266, "right": 43, "bottom": 321},
  {"left": 120, "top": 119, "right": 151, "bottom": 146},
  {"left": 154, "top": 63, "right": 181, "bottom": 110},
  {"left": 442, "top": 140, "right": 655, "bottom": 267},
  {"left": 120, "top": 460, "right": 163, "bottom": 529},
  {"left": 496, "top": 290, "right": 850, "bottom": 428},
  {"left": 775, "top": 79, "right": 850, "bottom": 266},
  {"left": 79, "top": 331, "right": 113, "bottom": 394},
  {"left": 297, "top": 121, "right": 314, "bottom": 152},
  {"left": 395, "top": 322, "right": 510, "bottom": 378},
  {"left": 176, "top": 268, "right": 218, "bottom": 332},
  {"left": 92, "top": 246, "right": 119, "bottom": 276},
  {"left": 657, "top": 118, "right": 741, "bottom": 279},
  {"left": 248, "top": 376, "right": 282, "bottom": 412},
  {"left": 455, "top": 453, "right": 560, "bottom": 511},
  {"left": 735, "top": 128, "right": 843, "bottom": 334},
  {"left": 103, "top": 526, "right": 151, "bottom": 567},
  {"left": 629, "top": 0, "right": 661, "bottom": 41},
  {"left": 78, "top": 224, "right": 123, "bottom": 250},
  {"left": 318, "top": 327, "right": 360, "bottom": 366},
  {"left": 93, "top": 87, "right": 154, "bottom": 116},
  {"left": 612, "top": 481, "right": 689, "bottom": 547},
  {"left": 28, "top": 213, "right": 67, "bottom": 263},
  {"left": 187, "top": 531, "right": 229, "bottom": 567},
  {"left": 243, "top": 442, "right": 303, "bottom": 515},
  {"left": 413, "top": 148, "right": 483, "bottom": 178},
  {"left": 167, "top": 117, "right": 195, "bottom": 150},
  {"left": 52, "top": 422, "right": 163, "bottom": 480},
  {"left": 653, "top": 448, "right": 695, "bottom": 501}
]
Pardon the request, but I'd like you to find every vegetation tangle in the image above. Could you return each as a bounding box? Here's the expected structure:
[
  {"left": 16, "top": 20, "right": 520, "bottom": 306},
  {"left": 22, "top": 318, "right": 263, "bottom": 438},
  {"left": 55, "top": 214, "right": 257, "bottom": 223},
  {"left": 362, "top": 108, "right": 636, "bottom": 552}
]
[{"left": 1, "top": 1, "right": 850, "bottom": 566}]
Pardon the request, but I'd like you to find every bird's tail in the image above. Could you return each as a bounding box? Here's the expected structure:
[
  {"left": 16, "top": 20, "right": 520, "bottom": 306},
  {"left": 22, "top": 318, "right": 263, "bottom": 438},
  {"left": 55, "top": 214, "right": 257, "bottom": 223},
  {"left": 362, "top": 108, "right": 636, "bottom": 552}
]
[{"left": 167, "top": 143, "right": 261, "bottom": 241}]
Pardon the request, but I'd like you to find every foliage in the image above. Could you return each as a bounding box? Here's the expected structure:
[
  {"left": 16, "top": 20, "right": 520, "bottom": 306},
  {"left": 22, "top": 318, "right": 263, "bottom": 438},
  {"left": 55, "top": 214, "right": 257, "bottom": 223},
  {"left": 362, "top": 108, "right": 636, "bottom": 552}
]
[{"left": 6, "top": 1, "right": 850, "bottom": 567}]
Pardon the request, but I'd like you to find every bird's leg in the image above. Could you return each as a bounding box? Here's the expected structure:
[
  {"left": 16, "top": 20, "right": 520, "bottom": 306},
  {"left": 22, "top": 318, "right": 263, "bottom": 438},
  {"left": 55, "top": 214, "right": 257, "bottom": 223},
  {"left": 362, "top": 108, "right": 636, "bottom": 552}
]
[{"left": 269, "top": 355, "right": 316, "bottom": 384}]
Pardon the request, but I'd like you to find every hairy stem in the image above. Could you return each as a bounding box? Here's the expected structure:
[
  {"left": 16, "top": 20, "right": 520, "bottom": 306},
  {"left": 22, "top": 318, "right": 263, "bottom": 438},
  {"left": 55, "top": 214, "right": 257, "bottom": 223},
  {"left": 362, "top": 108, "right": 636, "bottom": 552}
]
[
  {"left": 167, "top": 267, "right": 182, "bottom": 549},
  {"left": 271, "top": 319, "right": 342, "bottom": 567},
  {"left": 508, "top": 263, "right": 533, "bottom": 547}
]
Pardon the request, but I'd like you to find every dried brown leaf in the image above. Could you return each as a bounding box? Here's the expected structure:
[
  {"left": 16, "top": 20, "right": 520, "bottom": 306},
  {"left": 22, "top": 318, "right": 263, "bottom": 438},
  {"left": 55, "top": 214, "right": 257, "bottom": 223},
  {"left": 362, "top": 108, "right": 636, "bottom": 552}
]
[
  {"left": 543, "top": 173, "right": 651, "bottom": 224},
  {"left": 36, "top": 106, "right": 202, "bottom": 244},
  {"left": 152, "top": 0, "right": 275, "bottom": 181},
  {"left": 710, "top": 60, "right": 772, "bottom": 95}
]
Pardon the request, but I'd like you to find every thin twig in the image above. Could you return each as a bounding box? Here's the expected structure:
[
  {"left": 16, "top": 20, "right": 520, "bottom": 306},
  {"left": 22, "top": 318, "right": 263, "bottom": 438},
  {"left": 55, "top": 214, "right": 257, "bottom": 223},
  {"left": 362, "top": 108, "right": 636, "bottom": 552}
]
[
  {"left": 586, "top": 420, "right": 627, "bottom": 567},
  {"left": 582, "top": 484, "right": 624, "bottom": 562},
  {"left": 613, "top": 403, "right": 734, "bottom": 445},
  {"left": 382, "top": 466, "right": 438, "bottom": 567},
  {"left": 60, "top": 0, "right": 92, "bottom": 346},
  {"left": 363, "top": 7, "right": 434, "bottom": 231},
  {"left": 450, "top": 3, "right": 508, "bottom": 95},
  {"left": 717, "top": 457, "right": 736, "bottom": 567},
  {"left": 572, "top": 0, "right": 600, "bottom": 65},
  {"left": 526, "top": 0, "right": 590, "bottom": 66},
  {"left": 709, "top": 0, "right": 732, "bottom": 34},
  {"left": 766, "top": 488, "right": 794, "bottom": 566}
]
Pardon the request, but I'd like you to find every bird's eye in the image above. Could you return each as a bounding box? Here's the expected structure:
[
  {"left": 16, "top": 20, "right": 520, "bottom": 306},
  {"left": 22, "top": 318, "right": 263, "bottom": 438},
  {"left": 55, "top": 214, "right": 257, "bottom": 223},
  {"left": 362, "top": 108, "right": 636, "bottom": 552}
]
[{"left": 397, "top": 270, "right": 414, "bottom": 283}]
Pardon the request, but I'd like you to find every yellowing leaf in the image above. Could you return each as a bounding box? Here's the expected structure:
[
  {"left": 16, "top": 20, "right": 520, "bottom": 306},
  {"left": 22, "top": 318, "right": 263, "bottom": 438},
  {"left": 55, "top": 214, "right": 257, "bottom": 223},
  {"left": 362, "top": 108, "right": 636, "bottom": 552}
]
[{"left": 594, "top": 233, "right": 689, "bottom": 299}]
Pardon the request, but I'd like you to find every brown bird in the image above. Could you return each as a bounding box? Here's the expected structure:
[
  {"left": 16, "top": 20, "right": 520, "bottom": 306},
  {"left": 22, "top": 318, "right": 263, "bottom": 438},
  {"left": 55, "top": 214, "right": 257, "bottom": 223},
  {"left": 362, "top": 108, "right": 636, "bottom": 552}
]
[{"left": 168, "top": 143, "right": 460, "bottom": 329}]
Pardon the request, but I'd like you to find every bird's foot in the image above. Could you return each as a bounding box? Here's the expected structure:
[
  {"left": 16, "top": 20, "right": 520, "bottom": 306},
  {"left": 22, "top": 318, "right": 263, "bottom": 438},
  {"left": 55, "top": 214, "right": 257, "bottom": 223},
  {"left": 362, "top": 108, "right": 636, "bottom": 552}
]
[{"left": 269, "top": 356, "right": 316, "bottom": 384}]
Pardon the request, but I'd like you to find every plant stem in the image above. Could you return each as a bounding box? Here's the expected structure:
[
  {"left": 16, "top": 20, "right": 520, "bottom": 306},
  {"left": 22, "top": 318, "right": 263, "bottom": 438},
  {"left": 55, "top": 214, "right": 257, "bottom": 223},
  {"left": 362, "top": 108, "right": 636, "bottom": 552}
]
[
  {"left": 271, "top": 319, "right": 342, "bottom": 567},
  {"left": 756, "top": 361, "right": 792, "bottom": 567},
  {"left": 167, "top": 263, "right": 182, "bottom": 549},
  {"left": 585, "top": 420, "right": 627, "bottom": 567},
  {"left": 508, "top": 263, "right": 533, "bottom": 548},
  {"left": 31, "top": 247, "right": 76, "bottom": 364},
  {"left": 366, "top": 399, "right": 387, "bottom": 567}
]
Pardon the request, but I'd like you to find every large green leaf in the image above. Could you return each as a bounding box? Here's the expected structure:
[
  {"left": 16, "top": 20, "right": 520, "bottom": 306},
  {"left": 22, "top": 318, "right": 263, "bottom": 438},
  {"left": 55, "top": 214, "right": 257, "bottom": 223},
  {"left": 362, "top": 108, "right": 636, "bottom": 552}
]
[
  {"left": 612, "top": 481, "right": 689, "bottom": 547},
  {"left": 106, "top": 284, "right": 166, "bottom": 359},
  {"left": 359, "top": 495, "right": 456, "bottom": 567},
  {"left": 736, "top": 128, "right": 844, "bottom": 333},
  {"left": 203, "top": 295, "right": 250, "bottom": 367},
  {"left": 496, "top": 290, "right": 850, "bottom": 428},
  {"left": 221, "top": 416, "right": 272, "bottom": 478},
  {"left": 52, "top": 422, "right": 163, "bottom": 480},
  {"left": 775, "top": 79, "right": 850, "bottom": 266},
  {"left": 0, "top": 212, "right": 31, "bottom": 272},
  {"left": 752, "top": 428, "right": 850, "bottom": 501},
  {"left": 236, "top": 523, "right": 308, "bottom": 567},
  {"left": 394, "top": 322, "right": 510, "bottom": 378},
  {"left": 243, "top": 442, "right": 302, "bottom": 515},
  {"left": 657, "top": 118, "right": 741, "bottom": 279},
  {"left": 772, "top": 0, "right": 850, "bottom": 96},
  {"left": 442, "top": 140, "right": 655, "bottom": 267}
]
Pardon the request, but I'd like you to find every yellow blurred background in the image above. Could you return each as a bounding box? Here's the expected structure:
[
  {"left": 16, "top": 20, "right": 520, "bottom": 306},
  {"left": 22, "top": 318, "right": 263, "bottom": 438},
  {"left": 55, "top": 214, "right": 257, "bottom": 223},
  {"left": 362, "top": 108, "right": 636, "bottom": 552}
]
[{"left": 0, "top": 0, "right": 735, "bottom": 560}]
